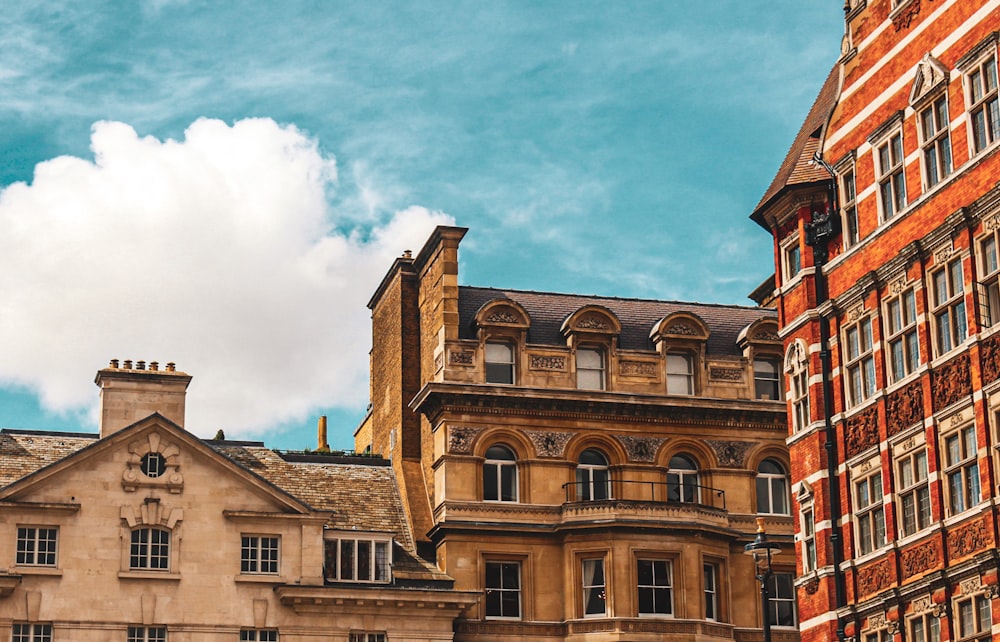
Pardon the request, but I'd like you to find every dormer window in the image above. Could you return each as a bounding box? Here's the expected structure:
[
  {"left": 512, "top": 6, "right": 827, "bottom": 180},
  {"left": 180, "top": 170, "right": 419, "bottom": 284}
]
[
  {"left": 666, "top": 354, "right": 694, "bottom": 395},
  {"left": 323, "top": 533, "right": 392, "bottom": 583},
  {"left": 651, "top": 312, "right": 709, "bottom": 397},
  {"left": 576, "top": 348, "right": 606, "bottom": 390},
  {"left": 485, "top": 342, "right": 515, "bottom": 384}
]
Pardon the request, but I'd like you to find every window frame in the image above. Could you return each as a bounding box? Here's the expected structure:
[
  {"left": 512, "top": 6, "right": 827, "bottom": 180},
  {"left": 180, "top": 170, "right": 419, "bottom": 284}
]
[
  {"left": 801, "top": 506, "right": 817, "bottom": 573},
  {"left": 908, "top": 611, "right": 942, "bottom": 642},
  {"left": 786, "top": 341, "right": 810, "bottom": 433},
  {"left": 965, "top": 53, "right": 1000, "bottom": 155},
  {"left": 954, "top": 593, "right": 991, "bottom": 640},
  {"left": 666, "top": 454, "right": 700, "bottom": 504},
  {"left": 853, "top": 465, "right": 886, "bottom": 556},
  {"left": 929, "top": 256, "right": 968, "bottom": 357},
  {"left": 576, "top": 346, "right": 606, "bottom": 391},
  {"left": 129, "top": 527, "right": 171, "bottom": 571},
  {"left": 636, "top": 558, "right": 673, "bottom": 618},
  {"left": 875, "top": 129, "right": 907, "bottom": 220},
  {"left": 483, "top": 444, "right": 519, "bottom": 503},
  {"left": 11, "top": 623, "right": 53, "bottom": 642},
  {"left": 484, "top": 560, "right": 522, "bottom": 620},
  {"left": 703, "top": 562, "right": 720, "bottom": 622},
  {"left": 753, "top": 357, "right": 781, "bottom": 401},
  {"left": 484, "top": 341, "right": 516, "bottom": 385},
  {"left": 240, "top": 630, "right": 278, "bottom": 642},
  {"left": 581, "top": 556, "right": 608, "bottom": 618},
  {"left": 918, "top": 94, "right": 953, "bottom": 189},
  {"left": 755, "top": 459, "right": 789, "bottom": 515},
  {"left": 895, "top": 441, "right": 931, "bottom": 537},
  {"left": 575, "top": 449, "right": 612, "bottom": 501},
  {"left": 942, "top": 423, "right": 981, "bottom": 517},
  {"left": 766, "top": 571, "right": 797, "bottom": 628},
  {"left": 322, "top": 533, "right": 393, "bottom": 584},
  {"left": 349, "top": 633, "right": 387, "bottom": 642},
  {"left": 16, "top": 526, "right": 58, "bottom": 567},
  {"left": 127, "top": 626, "right": 167, "bottom": 642},
  {"left": 978, "top": 229, "right": 1000, "bottom": 328},
  {"left": 840, "top": 165, "right": 860, "bottom": 249},
  {"left": 781, "top": 234, "right": 802, "bottom": 283},
  {"left": 884, "top": 285, "right": 920, "bottom": 383},
  {"left": 843, "top": 315, "right": 877, "bottom": 408},
  {"left": 240, "top": 534, "right": 280, "bottom": 575},
  {"left": 666, "top": 352, "right": 694, "bottom": 396}
]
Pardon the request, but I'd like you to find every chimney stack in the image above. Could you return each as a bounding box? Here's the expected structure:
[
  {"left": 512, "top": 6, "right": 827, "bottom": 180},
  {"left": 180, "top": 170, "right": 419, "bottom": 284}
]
[
  {"left": 317, "top": 416, "right": 330, "bottom": 452},
  {"left": 95, "top": 359, "right": 192, "bottom": 438}
]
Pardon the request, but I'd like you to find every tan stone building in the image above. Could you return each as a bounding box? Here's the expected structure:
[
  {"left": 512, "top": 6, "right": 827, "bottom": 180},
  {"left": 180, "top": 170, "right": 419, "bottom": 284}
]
[
  {"left": 0, "top": 361, "right": 476, "bottom": 641},
  {"left": 357, "top": 225, "right": 799, "bottom": 641}
]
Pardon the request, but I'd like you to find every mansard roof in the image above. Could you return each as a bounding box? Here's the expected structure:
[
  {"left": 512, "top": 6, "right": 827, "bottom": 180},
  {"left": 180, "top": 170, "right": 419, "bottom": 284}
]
[
  {"left": 457, "top": 286, "right": 775, "bottom": 356},
  {"left": 751, "top": 64, "right": 841, "bottom": 227}
]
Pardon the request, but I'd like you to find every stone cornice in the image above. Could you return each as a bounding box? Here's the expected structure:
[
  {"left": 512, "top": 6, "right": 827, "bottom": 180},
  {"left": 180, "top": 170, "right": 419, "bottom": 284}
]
[{"left": 410, "top": 383, "right": 785, "bottom": 430}]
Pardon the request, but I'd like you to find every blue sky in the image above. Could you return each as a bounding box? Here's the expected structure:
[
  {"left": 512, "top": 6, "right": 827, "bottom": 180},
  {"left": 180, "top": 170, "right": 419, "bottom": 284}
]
[{"left": 0, "top": 2, "right": 844, "bottom": 450}]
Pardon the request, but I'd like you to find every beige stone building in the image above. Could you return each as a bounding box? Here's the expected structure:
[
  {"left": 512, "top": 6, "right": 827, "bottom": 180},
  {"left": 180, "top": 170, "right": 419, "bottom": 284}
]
[
  {"left": 357, "top": 226, "right": 799, "bottom": 641},
  {"left": 0, "top": 361, "right": 476, "bottom": 641}
]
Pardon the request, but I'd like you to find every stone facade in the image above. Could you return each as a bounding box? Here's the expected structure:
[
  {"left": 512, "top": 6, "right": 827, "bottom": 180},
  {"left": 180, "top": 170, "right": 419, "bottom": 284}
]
[
  {"left": 752, "top": 2, "right": 1000, "bottom": 641},
  {"left": 361, "top": 226, "right": 797, "bottom": 642}
]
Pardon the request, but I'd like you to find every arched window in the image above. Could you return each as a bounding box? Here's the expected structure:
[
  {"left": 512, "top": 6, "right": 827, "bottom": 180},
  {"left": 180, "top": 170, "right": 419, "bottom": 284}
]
[
  {"left": 666, "top": 353, "right": 694, "bottom": 395},
  {"left": 576, "top": 449, "right": 611, "bottom": 501},
  {"left": 577, "top": 347, "right": 606, "bottom": 390},
  {"left": 130, "top": 527, "right": 170, "bottom": 570},
  {"left": 667, "top": 455, "right": 699, "bottom": 503},
  {"left": 756, "top": 459, "right": 789, "bottom": 515},
  {"left": 484, "top": 445, "right": 518, "bottom": 502},
  {"left": 485, "top": 342, "right": 515, "bottom": 384}
]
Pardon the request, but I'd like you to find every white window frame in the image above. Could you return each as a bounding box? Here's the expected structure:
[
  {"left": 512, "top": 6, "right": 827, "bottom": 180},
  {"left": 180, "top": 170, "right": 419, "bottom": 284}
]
[
  {"left": 843, "top": 315, "right": 877, "bottom": 408},
  {"left": 918, "top": 94, "right": 953, "bottom": 189},
  {"left": 756, "top": 459, "right": 789, "bottom": 515},
  {"left": 576, "top": 347, "right": 606, "bottom": 391},
  {"left": 484, "top": 560, "right": 522, "bottom": 620},
  {"left": 127, "top": 627, "right": 167, "bottom": 642},
  {"left": 483, "top": 444, "right": 519, "bottom": 503},
  {"left": 240, "top": 631, "right": 278, "bottom": 642},
  {"left": 666, "top": 352, "right": 694, "bottom": 395},
  {"left": 753, "top": 357, "right": 781, "bottom": 400},
  {"left": 840, "top": 166, "right": 860, "bottom": 249},
  {"left": 636, "top": 558, "right": 673, "bottom": 617},
  {"left": 666, "top": 454, "right": 700, "bottom": 504},
  {"left": 929, "top": 256, "right": 968, "bottom": 356},
  {"left": 11, "top": 623, "right": 53, "bottom": 642},
  {"left": 766, "top": 572, "right": 797, "bottom": 627},
  {"left": 965, "top": 53, "right": 1000, "bottom": 155},
  {"left": 895, "top": 442, "right": 931, "bottom": 537},
  {"left": 801, "top": 506, "right": 817, "bottom": 573},
  {"left": 908, "top": 611, "right": 941, "bottom": 642},
  {"left": 484, "top": 341, "right": 515, "bottom": 385},
  {"left": 16, "top": 526, "right": 58, "bottom": 567},
  {"left": 322, "top": 534, "right": 392, "bottom": 583},
  {"left": 853, "top": 466, "right": 886, "bottom": 556},
  {"left": 785, "top": 342, "right": 810, "bottom": 432},
  {"left": 703, "top": 562, "right": 719, "bottom": 621},
  {"left": 942, "top": 424, "right": 981, "bottom": 516},
  {"left": 129, "top": 527, "right": 170, "bottom": 571},
  {"left": 875, "top": 129, "right": 906, "bottom": 221},
  {"left": 582, "top": 557, "right": 607, "bottom": 618},
  {"left": 576, "top": 449, "right": 612, "bottom": 501},
  {"left": 978, "top": 229, "right": 1000, "bottom": 328},
  {"left": 954, "top": 593, "right": 991, "bottom": 640},
  {"left": 349, "top": 634, "right": 387, "bottom": 642},
  {"left": 240, "top": 535, "right": 280, "bottom": 575},
  {"left": 781, "top": 234, "right": 802, "bottom": 283},
  {"left": 885, "top": 285, "right": 920, "bottom": 383}
]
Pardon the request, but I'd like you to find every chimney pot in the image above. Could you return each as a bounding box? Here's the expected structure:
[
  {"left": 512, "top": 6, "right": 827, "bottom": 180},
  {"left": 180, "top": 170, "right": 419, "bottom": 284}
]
[
  {"left": 166, "top": 362, "right": 176, "bottom": 372},
  {"left": 137, "top": 360, "right": 146, "bottom": 370},
  {"left": 123, "top": 359, "right": 133, "bottom": 369},
  {"left": 150, "top": 361, "right": 159, "bottom": 371},
  {"left": 110, "top": 359, "right": 120, "bottom": 369}
]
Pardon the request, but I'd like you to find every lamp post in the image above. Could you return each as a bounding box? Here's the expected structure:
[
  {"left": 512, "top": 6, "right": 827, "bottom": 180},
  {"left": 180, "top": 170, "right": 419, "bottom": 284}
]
[{"left": 745, "top": 517, "right": 781, "bottom": 642}]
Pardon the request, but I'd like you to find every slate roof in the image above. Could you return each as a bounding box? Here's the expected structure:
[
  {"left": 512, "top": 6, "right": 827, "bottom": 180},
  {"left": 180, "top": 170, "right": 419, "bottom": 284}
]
[
  {"left": 457, "top": 286, "right": 776, "bottom": 356},
  {"left": 751, "top": 64, "right": 841, "bottom": 224},
  {"left": 0, "top": 428, "right": 441, "bottom": 580}
]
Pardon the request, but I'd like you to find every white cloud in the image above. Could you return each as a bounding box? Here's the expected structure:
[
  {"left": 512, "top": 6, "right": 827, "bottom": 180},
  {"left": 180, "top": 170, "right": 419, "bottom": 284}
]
[{"left": 0, "top": 117, "right": 452, "bottom": 439}]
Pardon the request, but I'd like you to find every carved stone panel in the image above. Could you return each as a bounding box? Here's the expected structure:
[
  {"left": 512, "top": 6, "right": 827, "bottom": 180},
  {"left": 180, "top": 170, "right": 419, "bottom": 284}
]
[
  {"left": 886, "top": 381, "right": 923, "bottom": 438},
  {"left": 448, "top": 426, "right": 485, "bottom": 454},
  {"left": 529, "top": 355, "right": 566, "bottom": 371},
  {"left": 620, "top": 361, "right": 657, "bottom": 377},
  {"left": 981, "top": 332, "right": 1000, "bottom": 385},
  {"left": 901, "top": 541, "right": 939, "bottom": 580},
  {"left": 449, "top": 350, "right": 474, "bottom": 366},
  {"left": 947, "top": 518, "right": 989, "bottom": 561},
  {"left": 707, "top": 440, "right": 752, "bottom": 468},
  {"left": 857, "top": 559, "right": 893, "bottom": 598},
  {"left": 665, "top": 321, "right": 699, "bottom": 336},
  {"left": 709, "top": 367, "right": 743, "bottom": 383},
  {"left": 844, "top": 407, "right": 879, "bottom": 460},
  {"left": 932, "top": 354, "right": 971, "bottom": 411},
  {"left": 892, "top": 0, "right": 922, "bottom": 31},
  {"left": 524, "top": 430, "right": 574, "bottom": 458},
  {"left": 577, "top": 314, "right": 611, "bottom": 331},
  {"left": 615, "top": 435, "right": 666, "bottom": 463}
]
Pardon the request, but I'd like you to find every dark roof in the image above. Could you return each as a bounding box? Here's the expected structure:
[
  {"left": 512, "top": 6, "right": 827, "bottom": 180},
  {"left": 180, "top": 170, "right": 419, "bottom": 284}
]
[
  {"left": 0, "top": 429, "right": 99, "bottom": 487},
  {"left": 457, "top": 286, "right": 776, "bottom": 356},
  {"left": 751, "top": 64, "right": 841, "bottom": 226}
]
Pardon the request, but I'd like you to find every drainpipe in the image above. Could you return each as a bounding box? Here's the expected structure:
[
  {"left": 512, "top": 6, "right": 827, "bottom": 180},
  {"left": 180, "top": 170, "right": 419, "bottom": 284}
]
[{"left": 805, "top": 153, "right": 847, "bottom": 641}]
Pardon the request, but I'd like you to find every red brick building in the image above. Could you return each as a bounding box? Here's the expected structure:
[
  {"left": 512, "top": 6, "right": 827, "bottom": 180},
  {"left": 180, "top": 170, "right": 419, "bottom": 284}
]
[{"left": 753, "top": 1, "right": 1000, "bottom": 641}]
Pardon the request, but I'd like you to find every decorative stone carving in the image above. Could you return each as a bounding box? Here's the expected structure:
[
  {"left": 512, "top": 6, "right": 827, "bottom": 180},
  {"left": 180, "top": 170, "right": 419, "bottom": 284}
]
[
  {"left": 804, "top": 578, "right": 820, "bottom": 595},
  {"left": 844, "top": 407, "right": 879, "bottom": 459},
  {"left": 886, "top": 381, "right": 923, "bottom": 437},
  {"left": 709, "top": 367, "right": 743, "bottom": 382},
  {"left": 960, "top": 576, "right": 983, "bottom": 596},
  {"left": 524, "top": 430, "right": 574, "bottom": 458},
  {"left": 901, "top": 541, "right": 938, "bottom": 580},
  {"left": 449, "top": 350, "right": 474, "bottom": 366},
  {"left": 910, "top": 53, "right": 949, "bottom": 105},
  {"left": 932, "top": 353, "right": 971, "bottom": 410},
  {"left": 889, "top": 276, "right": 908, "bottom": 296},
  {"left": 933, "top": 245, "right": 953, "bottom": 264},
  {"left": 857, "top": 560, "right": 893, "bottom": 598},
  {"left": 434, "top": 352, "right": 444, "bottom": 372},
  {"left": 486, "top": 310, "right": 520, "bottom": 324},
  {"left": 620, "top": 361, "right": 657, "bottom": 377},
  {"left": 615, "top": 435, "right": 666, "bottom": 463},
  {"left": 752, "top": 327, "right": 780, "bottom": 342},
  {"left": 665, "top": 322, "right": 698, "bottom": 336},
  {"left": 981, "top": 332, "right": 1000, "bottom": 385},
  {"left": 707, "top": 440, "right": 752, "bottom": 467},
  {"left": 947, "top": 518, "right": 988, "bottom": 560},
  {"left": 447, "top": 426, "right": 485, "bottom": 454},
  {"left": 123, "top": 432, "right": 183, "bottom": 493},
  {"left": 529, "top": 355, "right": 566, "bottom": 371},
  {"left": 893, "top": 0, "right": 922, "bottom": 32},
  {"left": 576, "top": 315, "right": 610, "bottom": 330}
]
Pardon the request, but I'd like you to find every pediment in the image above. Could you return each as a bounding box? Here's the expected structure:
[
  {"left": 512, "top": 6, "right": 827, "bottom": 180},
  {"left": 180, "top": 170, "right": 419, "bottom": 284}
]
[
  {"left": 909, "top": 53, "right": 950, "bottom": 106},
  {"left": 560, "top": 305, "right": 622, "bottom": 336},
  {"left": 0, "top": 415, "right": 312, "bottom": 515},
  {"left": 474, "top": 299, "right": 530, "bottom": 329}
]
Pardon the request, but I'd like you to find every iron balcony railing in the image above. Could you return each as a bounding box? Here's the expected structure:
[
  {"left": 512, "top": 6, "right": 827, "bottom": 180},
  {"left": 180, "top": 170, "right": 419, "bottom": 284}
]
[{"left": 561, "top": 479, "right": 726, "bottom": 511}]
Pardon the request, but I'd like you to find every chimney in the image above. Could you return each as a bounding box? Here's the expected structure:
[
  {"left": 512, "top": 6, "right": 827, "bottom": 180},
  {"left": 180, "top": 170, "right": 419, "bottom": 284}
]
[
  {"left": 317, "top": 416, "right": 330, "bottom": 452},
  {"left": 94, "top": 359, "right": 193, "bottom": 438}
]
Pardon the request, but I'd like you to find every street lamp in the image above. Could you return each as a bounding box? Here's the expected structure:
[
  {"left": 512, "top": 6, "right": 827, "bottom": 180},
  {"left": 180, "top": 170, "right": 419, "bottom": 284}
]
[{"left": 745, "top": 517, "right": 781, "bottom": 642}]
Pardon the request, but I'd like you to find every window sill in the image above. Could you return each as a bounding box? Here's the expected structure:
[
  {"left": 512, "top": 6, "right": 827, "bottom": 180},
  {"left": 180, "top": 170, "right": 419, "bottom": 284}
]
[
  {"left": 235, "top": 574, "right": 286, "bottom": 583},
  {"left": 12, "top": 566, "right": 62, "bottom": 577},
  {"left": 118, "top": 571, "right": 181, "bottom": 581}
]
